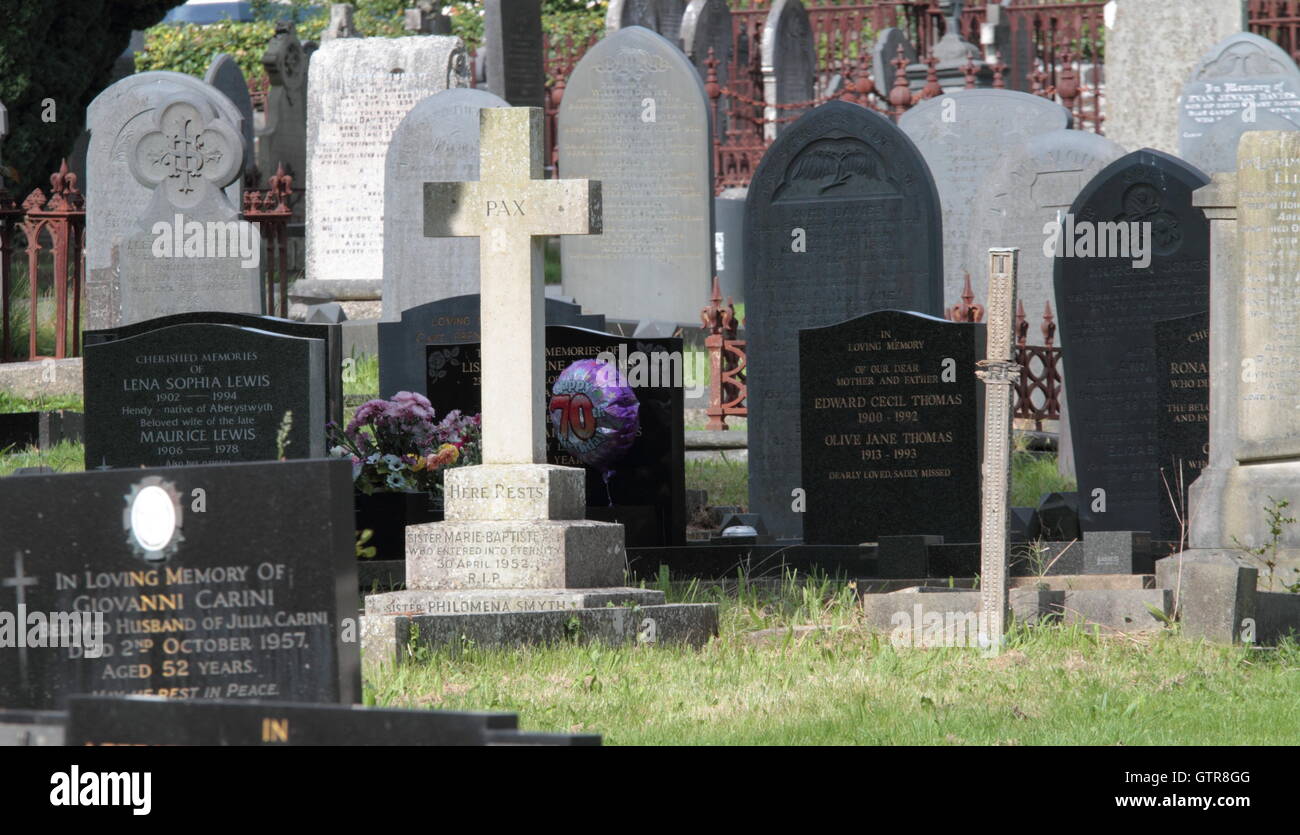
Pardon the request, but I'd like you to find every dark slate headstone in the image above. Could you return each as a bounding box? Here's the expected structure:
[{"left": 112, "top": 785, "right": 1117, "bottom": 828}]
[
  {"left": 762, "top": 0, "right": 816, "bottom": 136},
  {"left": 83, "top": 317, "right": 335, "bottom": 470},
  {"left": 379, "top": 294, "right": 606, "bottom": 399},
  {"left": 1036, "top": 491, "right": 1081, "bottom": 541},
  {"left": 873, "top": 28, "right": 917, "bottom": 97},
  {"left": 900, "top": 90, "right": 1070, "bottom": 308},
  {"left": 0, "top": 459, "right": 358, "bottom": 710},
  {"left": 1055, "top": 149, "right": 1210, "bottom": 535},
  {"left": 799, "top": 311, "right": 983, "bottom": 545},
  {"left": 484, "top": 0, "right": 545, "bottom": 108},
  {"left": 681, "top": 0, "right": 732, "bottom": 139},
  {"left": 424, "top": 326, "right": 685, "bottom": 547},
  {"left": 204, "top": 53, "right": 256, "bottom": 177},
  {"left": 1154, "top": 310, "right": 1210, "bottom": 542},
  {"left": 1179, "top": 33, "right": 1300, "bottom": 174},
  {"left": 745, "top": 100, "right": 943, "bottom": 540},
  {"left": 65, "top": 696, "right": 600, "bottom": 746},
  {"left": 0, "top": 410, "right": 83, "bottom": 451}
]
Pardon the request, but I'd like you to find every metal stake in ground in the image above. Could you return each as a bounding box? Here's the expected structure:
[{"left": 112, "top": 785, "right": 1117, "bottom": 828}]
[{"left": 976, "top": 247, "right": 1019, "bottom": 652}]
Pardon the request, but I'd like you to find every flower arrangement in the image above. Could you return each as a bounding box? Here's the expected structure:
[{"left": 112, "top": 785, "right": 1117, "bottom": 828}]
[{"left": 328, "top": 391, "right": 481, "bottom": 495}]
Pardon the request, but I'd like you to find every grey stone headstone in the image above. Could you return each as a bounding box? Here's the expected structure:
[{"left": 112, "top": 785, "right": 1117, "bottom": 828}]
[
  {"left": 324, "top": 3, "right": 357, "bottom": 40},
  {"left": 258, "top": 22, "right": 309, "bottom": 189},
  {"left": 964, "top": 128, "right": 1126, "bottom": 353},
  {"left": 84, "top": 72, "right": 248, "bottom": 330},
  {"left": 558, "top": 26, "right": 713, "bottom": 325},
  {"left": 306, "top": 302, "right": 347, "bottom": 324},
  {"left": 305, "top": 36, "right": 469, "bottom": 296},
  {"left": 901, "top": 90, "right": 1070, "bottom": 309},
  {"left": 607, "top": 0, "right": 687, "bottom": 42},
  {"left": 633, "top": 319, "right": 677, "bottom": 338},
  {"left": 744, "top": 101, "right": 944, "bottom": 540},
  {"left": 1179, "top": 33, "right": 1300, "bottom": 174},
  {"left": 204, "top": 54, "right": 256, "bottom": 176},
  {"left": 873, "top": 28, "right": 917, "bottom": 100},
  {"left": 484, "top": 0, "right": 545, "bottom": 108},
  {"left": 713, "top": 187, "right": 745, "bottom": 303},
  {"left": 761, "top": 0, "right": 815, "bottom": 138},
  {"left": 381, "top": 87, "right": 507, "bottom": 321}
]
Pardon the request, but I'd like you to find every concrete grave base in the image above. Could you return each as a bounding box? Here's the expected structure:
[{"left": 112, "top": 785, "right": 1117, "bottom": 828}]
[
  {"left": 0, "top": 358, "right": 83, "bottom": 399},
  {"left": 0, "top": 710, "right": 66, "bottom": 746},
  {"left": 361, "top": 600, "right": 718, "bottom": 664},
  {"left": 860, "top": 585, "right": 1175, "bottom": 637}
]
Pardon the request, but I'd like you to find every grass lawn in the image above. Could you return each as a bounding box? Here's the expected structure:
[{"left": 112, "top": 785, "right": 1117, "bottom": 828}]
[{"left": 365, "top": 578, "right": 1300, "bottom": 745}]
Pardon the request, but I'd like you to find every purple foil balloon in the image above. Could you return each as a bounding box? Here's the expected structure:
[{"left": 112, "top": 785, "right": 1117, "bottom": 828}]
[{"left": 549, "top": 359, "right": 639, "bottom": 487}]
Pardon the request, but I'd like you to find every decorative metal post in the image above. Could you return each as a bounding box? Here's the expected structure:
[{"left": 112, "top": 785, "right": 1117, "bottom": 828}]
[{"left": 976, "top": 247, "right": 1019, "bottom": 652}]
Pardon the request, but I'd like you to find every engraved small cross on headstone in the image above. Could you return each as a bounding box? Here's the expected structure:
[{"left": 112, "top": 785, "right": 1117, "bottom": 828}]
[
  {"left": 4, "top": 552, "right": 38, "bottom": 680},
  {"left": 423, "top": 107, "right": 601, "bottom": 464},
  {"left": 976, "top": 247, "right": 1019, "bottom": 652}
]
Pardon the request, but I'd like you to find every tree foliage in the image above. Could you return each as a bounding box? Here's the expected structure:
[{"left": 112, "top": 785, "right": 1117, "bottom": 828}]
[{"left": 0, "top": 0, "right": 187, "bottom": 193}]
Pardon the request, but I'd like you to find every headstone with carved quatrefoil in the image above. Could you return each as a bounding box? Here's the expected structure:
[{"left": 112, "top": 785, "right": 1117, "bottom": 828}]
[
  {"left": 116, "top": 95, "right": 262, "bottom": 326},
  {"left": 85, "top": 72, "right": 251, "bottom": 329}
]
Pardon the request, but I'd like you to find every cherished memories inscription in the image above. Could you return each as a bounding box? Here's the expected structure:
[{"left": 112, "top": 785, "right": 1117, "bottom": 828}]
[{"left": 84, "top": 323, "right": 326, "bottom": 469}]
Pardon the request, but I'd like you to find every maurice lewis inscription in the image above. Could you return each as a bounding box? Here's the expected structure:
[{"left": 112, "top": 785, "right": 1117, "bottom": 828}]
[{"left": 83, "top": 323, "right": 325, "bottom": 469}]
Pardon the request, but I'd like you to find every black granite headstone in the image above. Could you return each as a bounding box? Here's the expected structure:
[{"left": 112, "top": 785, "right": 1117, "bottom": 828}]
[
  {"left": 0, "top": 459, "right": 358, "bottom": 710},
  {"left": 745, "top": 101, "right": 943, "bottom": 540},
  {"left": 425, "top": 326, "right": 685, "bottom": 547},
  {"left": 380, "top": 294, "right": 606, "bottom": 399},
  {"left": 484, "top": 0, "right": 546, "bottom": 108},
  {"left": 0, "top": 410, "right": 83, "bottom": 451},
  {"left": 84, "top": 322, "right": 327, "bottom": 469},
  {"left": 84, "top": 312, "right": 343, "bottom": 429},
  {"left": 64, "top": 696, "right": 600, "bottom": 746},
  {"left": 1054, "top": 149, "right": 1210, "bottom": 535},
  {"left": 799, "top": 311, "right": 982, "bottom": 544},
  {"left": 1154, "top": 310, "right": 1210, "bottom": 541}
]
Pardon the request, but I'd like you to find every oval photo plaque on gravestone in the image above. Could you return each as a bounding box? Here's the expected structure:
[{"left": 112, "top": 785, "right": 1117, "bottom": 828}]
[
  {"left": 745, "top": 100, "right": 943, "bottom": 540},
  {"left": 1054, "top": 149, "right": 1210, "bottom": 537}
]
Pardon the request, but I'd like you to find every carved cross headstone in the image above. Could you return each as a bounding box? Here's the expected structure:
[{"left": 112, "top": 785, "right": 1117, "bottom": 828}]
[
  {"left": 130, "top": 98, "right": 241, "bottom": 209},
  {"left": 423, "top": 107, "right": 601, "bottom": 464},
  {"left": 976, "top": 247, "right": 1019, "bottom": 652}
]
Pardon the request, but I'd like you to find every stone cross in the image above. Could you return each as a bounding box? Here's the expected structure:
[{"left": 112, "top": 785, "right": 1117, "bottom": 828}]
[
  {"left": 423, "top": 107, "right": 601, "bottom": 464},
  {"left": 976, "top": 247, "right": 1019, "bottom": 651}
]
